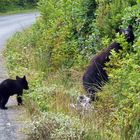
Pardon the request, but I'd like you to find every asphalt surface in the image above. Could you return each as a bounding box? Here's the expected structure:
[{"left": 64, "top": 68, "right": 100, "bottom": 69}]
[
  {"left": 0, "top": 12, "right": 38, "bottom": 140},
  {"left": 0, "top": 12, "right": 39, "bottom": 49}
]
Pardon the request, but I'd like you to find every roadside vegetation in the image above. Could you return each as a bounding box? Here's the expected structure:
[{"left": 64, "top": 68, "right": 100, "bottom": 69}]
[
  {"left": 5, "top": 0, "right": 140, "bottom": 139},
  {"left": 0, "top": 0, "right": 38, "bottom": 14}
]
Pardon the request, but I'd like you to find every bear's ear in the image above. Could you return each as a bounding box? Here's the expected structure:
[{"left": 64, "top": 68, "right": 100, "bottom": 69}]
[
  {"left": 23, "top": 75, "right": 26, "bottom": 80},
  {"left": 16, "top": 76, "right": 20, "bottom": 80}
]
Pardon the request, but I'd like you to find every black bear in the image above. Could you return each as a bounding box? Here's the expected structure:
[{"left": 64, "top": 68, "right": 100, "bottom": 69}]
[
  {"left": 0, "top": 76, "right": 29, "bottom": 109},
  {"left": 83, "top": 25, "right": 134, "bottom": 101}
]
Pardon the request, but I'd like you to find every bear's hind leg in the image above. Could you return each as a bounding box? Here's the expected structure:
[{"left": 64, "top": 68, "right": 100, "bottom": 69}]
[{"left": 0, "top": 96, "right": 9, "bottom": 110}]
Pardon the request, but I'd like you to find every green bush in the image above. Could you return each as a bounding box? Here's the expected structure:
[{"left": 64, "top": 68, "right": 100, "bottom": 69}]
[
  {"left": 95, "top": 31, "right": 140, "bottom": 139},
  {"left": 95, "top": 0, "right": 137, "bottom": 37},
  {"left": 27, "top": 112, "right": 88, "bottom": 140},
  {"left": 0, "top": 0, "right": 38, "bottom": 12}
]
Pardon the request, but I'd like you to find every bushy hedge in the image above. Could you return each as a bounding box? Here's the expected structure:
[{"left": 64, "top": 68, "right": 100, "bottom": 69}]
[
  {"left": 0, "top": 0, "right": 38, "bottom": 12},
  {"left": 14, "top": 0, "right": 138, "bottom": 72}
]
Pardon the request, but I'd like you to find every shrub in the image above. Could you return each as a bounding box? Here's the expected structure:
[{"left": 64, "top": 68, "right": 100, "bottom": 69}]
[
  {"left": 95, "top": 34, "right": 140, "bottom": 140},
  {"left": 0, "top": 0, "right": 38, "bottom": 12},
  {"left": 26, "top": 112, "right": 87, "bottom": 140}
]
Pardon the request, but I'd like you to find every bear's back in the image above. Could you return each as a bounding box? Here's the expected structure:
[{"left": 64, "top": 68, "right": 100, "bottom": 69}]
[{"left": 0, "top": 79, "right": 22, "bottom": 96}]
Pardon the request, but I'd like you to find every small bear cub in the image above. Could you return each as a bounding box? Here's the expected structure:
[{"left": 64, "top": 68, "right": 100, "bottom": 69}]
[{"left": 0, "top": 76, "right": 29, "bottom": 110}]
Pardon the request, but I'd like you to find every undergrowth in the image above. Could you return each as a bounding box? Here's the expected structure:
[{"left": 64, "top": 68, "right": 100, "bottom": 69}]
[{"left": 4, "top": 0, "right": 140, "bottom": 140}]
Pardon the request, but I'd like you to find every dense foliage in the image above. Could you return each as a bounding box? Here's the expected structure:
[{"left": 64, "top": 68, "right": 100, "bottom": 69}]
[
  {"left": 5, "top": 0, "right": 140, "bottom": 139},
  {"left": 0, "top": 0, "right": 38, "bottom": 12}
]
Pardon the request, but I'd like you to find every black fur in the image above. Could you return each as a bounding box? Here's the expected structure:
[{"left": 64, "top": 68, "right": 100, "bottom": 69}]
[
  {"left": 83, "top": 25, "right": 134, "bottom": 101},
  {"left": 116, "top": 25, "right": 134, "bottom": 44},
  {"left": 0, "top": 76, "right": 29, "bottom": 109}
]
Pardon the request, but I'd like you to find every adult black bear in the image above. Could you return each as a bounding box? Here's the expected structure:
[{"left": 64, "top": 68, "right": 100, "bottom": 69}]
[
  {"left": 83, "top": 25, "right": 134, "bottom": 101},
  {"left": 0, "top": 76, "right": 29, "bottom": 110}
]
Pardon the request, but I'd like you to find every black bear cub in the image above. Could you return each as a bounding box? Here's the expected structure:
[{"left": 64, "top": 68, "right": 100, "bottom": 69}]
[
  {"left": 0, "top": 76, "right": 29, "bottom": 110},
  {"left": 83, "top": 25, "right": 134, "bottom": 101}
]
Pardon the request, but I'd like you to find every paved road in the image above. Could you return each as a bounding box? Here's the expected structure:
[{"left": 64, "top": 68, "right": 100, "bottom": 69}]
[
  {"left": 0, "top": 13, "right": 39, "bottom": 49},
  {"left": 0, "top": 12, "right": 38, "bottom": 140}
]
